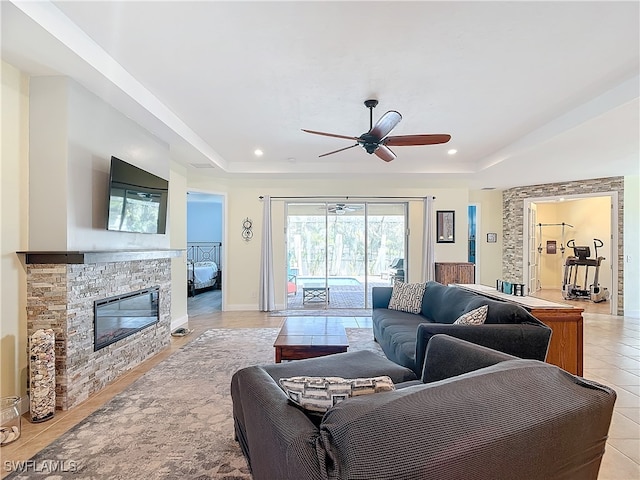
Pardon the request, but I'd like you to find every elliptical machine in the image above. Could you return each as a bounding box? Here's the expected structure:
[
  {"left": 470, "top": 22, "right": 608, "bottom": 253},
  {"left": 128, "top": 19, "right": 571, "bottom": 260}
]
[{"left": 562, "top": 239, "right": 609, "bottom": 303}]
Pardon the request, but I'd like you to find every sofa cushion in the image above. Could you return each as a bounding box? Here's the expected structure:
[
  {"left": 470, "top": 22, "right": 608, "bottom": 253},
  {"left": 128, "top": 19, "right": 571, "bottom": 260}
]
[
  {"left": 453, "top": 305, "right": 488, "bottom": 325},
  {"left": 421, "top": 281, "right": 539, "bottom": 325},
  {"left": 372, "top": 308, "right": 429, "bottom": 369},
  {"left": 278, "top": 376, "right": 395, "bottom": 414},
  {"left": 421, "top": 281, "right": 479, "bottom": 323},
  {"left": 388, "top": 281, "right": 426, "bottom": 314}
]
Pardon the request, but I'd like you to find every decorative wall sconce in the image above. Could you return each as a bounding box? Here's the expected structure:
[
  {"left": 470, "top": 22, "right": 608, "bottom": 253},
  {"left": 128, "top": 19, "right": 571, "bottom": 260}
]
[{"left": 242, "top": 218, "right": 253, "bottom": 241}]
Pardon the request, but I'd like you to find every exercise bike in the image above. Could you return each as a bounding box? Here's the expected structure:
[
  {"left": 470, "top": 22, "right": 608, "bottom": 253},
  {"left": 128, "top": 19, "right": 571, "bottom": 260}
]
[{"left": 562, "top": 239, "right": 609, "bottom": 303}]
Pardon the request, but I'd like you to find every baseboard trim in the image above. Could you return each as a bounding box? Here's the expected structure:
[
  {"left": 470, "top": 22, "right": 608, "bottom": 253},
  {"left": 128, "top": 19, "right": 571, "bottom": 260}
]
[
  {"left": 171, "top": 315, "right": 189, "bottom": 330},
  {"left": 623, "top": 308, "right": 640, "bottom": 319},
  {"left": 225, "top": 304, "right": 259, "bottom": 311}
]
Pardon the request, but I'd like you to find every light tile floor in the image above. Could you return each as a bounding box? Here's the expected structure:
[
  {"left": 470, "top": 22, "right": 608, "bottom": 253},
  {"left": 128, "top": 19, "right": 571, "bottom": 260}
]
[{"left": 2, "top": 307, "right": 638, "bottom": 479}]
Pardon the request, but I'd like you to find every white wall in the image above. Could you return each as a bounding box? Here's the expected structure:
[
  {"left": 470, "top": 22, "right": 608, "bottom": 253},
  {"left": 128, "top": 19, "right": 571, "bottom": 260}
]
[
  {"left": 169, "top": 161, "right": 188, "bottom": 328},
  {"left": 29, "top": 76, "right": 171, "bottom": 251},
  {"left": 187, "top": 175, "right": 495, "bottom": 310},
  {"left": 469, "top": 189, "right": 503, "bottom": 286},
  {"left": 1, "top": 61, "right": 30, "bottom": 400}
]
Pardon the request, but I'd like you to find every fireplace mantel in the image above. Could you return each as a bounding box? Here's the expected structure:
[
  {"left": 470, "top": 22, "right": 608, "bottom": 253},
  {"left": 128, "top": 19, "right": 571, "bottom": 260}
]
[{"left": 18, "top": 249, "right": 183, "bottom": 264}]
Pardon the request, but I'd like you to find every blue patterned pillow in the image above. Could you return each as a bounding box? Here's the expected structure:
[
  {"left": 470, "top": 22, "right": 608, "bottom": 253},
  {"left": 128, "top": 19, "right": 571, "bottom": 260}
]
[{"left": 388, "top": 281, "right": 426, "bottom": 314}]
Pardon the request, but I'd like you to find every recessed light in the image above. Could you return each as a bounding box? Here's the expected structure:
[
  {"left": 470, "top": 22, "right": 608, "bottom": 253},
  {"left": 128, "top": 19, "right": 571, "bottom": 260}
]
[
  {"left": 447, "top": 149, "right": 457, "bottom": 155},
  {"left": 254, "top": 149, "right": 263, "bottom": 157}
]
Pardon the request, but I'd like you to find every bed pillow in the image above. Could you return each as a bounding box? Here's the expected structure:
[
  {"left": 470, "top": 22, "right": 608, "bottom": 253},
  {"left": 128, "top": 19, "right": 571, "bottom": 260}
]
[
  {"left": 453, "top": 305, "right": 489, "bottom": 325},
  {"left": 388, "top": 281, "right": 426, "bottom": 314},
  {"left": 278, "top": 376, "right": 395, "bottom": 414}
]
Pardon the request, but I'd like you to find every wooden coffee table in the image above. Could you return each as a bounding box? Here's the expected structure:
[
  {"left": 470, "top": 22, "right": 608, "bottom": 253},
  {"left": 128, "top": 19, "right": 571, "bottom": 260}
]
[{"left": 273, "top": 317, "right": 349, "bottom": 363}]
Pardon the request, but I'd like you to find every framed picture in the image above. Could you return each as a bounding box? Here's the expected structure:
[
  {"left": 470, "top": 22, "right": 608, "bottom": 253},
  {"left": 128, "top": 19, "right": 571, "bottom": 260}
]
[
  {"left": 436, "top": 210, "right": 455, "bottom": 243},
  {"left": 487, "top": 232, "right": 497, "bottom": 243}
]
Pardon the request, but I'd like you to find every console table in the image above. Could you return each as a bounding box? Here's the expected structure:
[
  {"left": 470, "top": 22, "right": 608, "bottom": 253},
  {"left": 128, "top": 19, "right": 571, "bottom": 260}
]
[{"left": 454, "top": 284, "right": 584, "bottom": 376}]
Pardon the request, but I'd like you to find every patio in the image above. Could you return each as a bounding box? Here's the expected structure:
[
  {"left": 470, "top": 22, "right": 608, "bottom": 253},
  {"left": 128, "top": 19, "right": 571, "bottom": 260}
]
[{"left": 286, "top": 276, "right": 391, "bottom": 310}]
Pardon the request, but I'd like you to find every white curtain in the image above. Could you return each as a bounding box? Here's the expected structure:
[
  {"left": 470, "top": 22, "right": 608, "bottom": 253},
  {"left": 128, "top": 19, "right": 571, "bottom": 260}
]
[
  {"left": 259, "top": 195, "right": 276, "bottom": 311},
  {"left": 421, "top": 197, "right": 436, "bottom": 282}
]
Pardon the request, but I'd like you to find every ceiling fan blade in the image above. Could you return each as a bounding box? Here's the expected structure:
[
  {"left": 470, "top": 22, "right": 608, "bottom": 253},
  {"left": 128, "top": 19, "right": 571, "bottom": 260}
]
[
  {"left": 318, "top": 143, "right": 359, "bottom": 158},
  {"left": 384, "top": 134, "right": 451, "bottom": 146},
  {"left": 369, "top": 111, "right": 402, "bottom": 140},
  {"left": 374, "top": 144, "right": 396, "bottom": 162},
  {"left": 301, "top": 129, "right": 359, "bottom": 141}
]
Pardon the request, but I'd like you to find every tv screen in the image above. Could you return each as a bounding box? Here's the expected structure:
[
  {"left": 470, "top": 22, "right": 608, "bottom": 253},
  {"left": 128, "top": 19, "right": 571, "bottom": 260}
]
[{"left": 106, "top": 156, "right": 168, "bottom": 234}]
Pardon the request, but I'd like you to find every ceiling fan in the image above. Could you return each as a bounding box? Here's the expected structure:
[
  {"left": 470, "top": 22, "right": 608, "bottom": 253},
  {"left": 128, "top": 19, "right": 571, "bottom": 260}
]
[
  {"left": 324, "top": 203, "right": 363, "bottom": 215},
  {"left": 302, "top": 99, "right": 451, "bottom": 162}
]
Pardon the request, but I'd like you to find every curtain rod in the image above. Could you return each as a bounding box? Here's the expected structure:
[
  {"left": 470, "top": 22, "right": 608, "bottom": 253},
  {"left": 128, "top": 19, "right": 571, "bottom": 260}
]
[{"left": 258, "top": 195, "right": 435, "bottom": 201}]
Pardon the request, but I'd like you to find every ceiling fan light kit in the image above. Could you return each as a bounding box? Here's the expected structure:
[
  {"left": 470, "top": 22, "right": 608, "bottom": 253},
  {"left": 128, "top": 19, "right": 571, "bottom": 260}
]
[{"left": 302, "top": 99, "right": 451, "bottom": 162}]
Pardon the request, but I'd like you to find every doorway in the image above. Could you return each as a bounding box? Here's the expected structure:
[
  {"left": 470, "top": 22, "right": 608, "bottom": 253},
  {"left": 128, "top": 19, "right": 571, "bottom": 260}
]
[
  {"left": 186, "top": 192, "right": 224, "bottom": 314},
  {"left": 285, "top": 202, "right": 407, "bottom": 310},
  {"left": 524, "top": 193, "right": 616, "bottom": 315}
]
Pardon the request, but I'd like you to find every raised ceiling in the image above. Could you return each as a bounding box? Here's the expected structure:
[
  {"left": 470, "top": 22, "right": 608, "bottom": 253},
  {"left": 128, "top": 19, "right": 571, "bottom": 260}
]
[{"left": 2, "top": 1, "right": 638, "bottom": 189}]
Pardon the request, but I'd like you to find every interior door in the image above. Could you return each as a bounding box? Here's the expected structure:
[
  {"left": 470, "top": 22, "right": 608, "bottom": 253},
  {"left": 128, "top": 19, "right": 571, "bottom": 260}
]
[{"left": 528, "top": 204, "right": 539, "bottom": 294}]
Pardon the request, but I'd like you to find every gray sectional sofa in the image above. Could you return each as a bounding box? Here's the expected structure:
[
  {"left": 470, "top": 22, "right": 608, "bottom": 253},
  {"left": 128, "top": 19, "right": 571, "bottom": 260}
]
[
  {"left": 372, "top": 281, "right": 552, "bottom": 376},
  {"left": 230, "top": 335, "right": 616, "bottom": 480}
]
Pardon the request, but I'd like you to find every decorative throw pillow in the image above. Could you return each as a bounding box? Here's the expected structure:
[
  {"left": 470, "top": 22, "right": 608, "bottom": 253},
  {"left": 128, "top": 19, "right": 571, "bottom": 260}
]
[
  {"left": 278, "top": 376, "right": 395, "bottom": 414},
  {"left": 387, "top": 281, "right": 426, "bottom": 314},
  {"left": 453, "top": 305, "right": 489, "bottom": 325}
]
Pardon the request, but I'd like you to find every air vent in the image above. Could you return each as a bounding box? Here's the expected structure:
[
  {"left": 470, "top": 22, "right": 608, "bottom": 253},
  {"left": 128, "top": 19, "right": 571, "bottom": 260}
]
[{"left": 190, "top": 163, "right": 215, "bottom": 169}]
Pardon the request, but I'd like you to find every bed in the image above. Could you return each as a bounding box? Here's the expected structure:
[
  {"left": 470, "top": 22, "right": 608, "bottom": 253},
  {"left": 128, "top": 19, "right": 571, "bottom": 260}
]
[{"left": 187, "top": 242, "right": 222, "bottom": 296}]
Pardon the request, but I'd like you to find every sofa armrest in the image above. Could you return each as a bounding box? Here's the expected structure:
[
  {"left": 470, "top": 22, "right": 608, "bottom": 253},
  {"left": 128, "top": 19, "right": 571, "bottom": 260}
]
[
  {"left": 231, "top": 367, "right": 321, "bottom": 480},
  {"left": 372, "top": 287, "right": 393, "bottom": 309},
  {"left": 415, "top": 323, "right": 551, "bottom": 379},
  {"left": 420, "top": 334, "right": 518, "bottom": 383}
]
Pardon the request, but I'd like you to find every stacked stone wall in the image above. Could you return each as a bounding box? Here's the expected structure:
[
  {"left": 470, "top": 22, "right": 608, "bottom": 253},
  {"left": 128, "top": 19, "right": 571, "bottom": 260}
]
[{"left": 26, "top": 259, "right": 171, "bottom": 410}]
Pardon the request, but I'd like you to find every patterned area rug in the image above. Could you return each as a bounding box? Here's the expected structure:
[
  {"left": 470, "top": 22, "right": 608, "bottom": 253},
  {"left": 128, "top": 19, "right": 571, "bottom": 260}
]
[{"left": 7, "top": 328, "right": 381, "bottom": 479}]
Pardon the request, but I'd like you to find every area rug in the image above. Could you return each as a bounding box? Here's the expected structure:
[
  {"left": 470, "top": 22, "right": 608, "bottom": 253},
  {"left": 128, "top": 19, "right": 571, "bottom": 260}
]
[{"left": 6, "top": 328, "right": 382, "bottom": 479}]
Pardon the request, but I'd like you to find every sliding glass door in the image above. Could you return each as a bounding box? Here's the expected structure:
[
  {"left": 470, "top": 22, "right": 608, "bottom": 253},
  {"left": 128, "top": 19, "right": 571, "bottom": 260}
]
[{"left": 286, "top": 201, "right": 406, "bottom": 310}]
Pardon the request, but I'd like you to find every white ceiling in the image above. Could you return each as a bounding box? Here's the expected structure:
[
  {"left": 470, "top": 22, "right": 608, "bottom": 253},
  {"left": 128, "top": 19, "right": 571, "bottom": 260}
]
[{"left": 2, "top": 1, "right": 639, "bottom": 189}]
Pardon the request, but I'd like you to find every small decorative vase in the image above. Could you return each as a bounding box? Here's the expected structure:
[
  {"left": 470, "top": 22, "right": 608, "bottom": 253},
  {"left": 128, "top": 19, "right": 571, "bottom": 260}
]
[
  {"left": 0, "top": 396, "right": 21, "bottom": 445},
  {"left": 29, "top": 329, "right": 56, "bottom": 423}
]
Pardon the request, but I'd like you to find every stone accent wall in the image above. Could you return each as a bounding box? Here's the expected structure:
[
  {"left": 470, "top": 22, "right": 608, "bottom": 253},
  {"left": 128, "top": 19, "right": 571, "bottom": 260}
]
[
  {"left": 502, "top": 176, "right": 624, "bottom": 315},
  {"left": 26, "top": 259, "right": 171, "bottom": 410}
]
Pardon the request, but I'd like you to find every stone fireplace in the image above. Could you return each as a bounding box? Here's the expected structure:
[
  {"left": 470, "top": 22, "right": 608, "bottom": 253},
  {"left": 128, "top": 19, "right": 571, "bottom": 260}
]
[{"left": 22, "top": 250, "right": 181, "bottom": 410}]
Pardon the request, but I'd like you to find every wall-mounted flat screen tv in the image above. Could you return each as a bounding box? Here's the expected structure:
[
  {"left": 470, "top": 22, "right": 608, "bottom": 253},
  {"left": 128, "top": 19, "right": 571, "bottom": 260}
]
[{"left": 106, "top": 156, "right": 168, "bottom": 234}]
